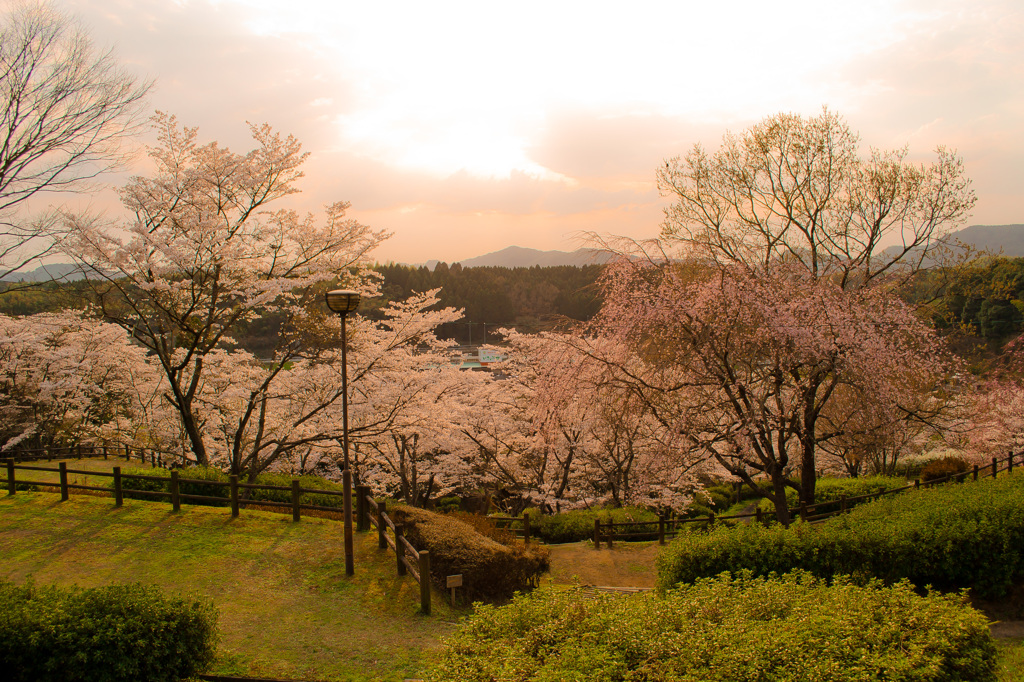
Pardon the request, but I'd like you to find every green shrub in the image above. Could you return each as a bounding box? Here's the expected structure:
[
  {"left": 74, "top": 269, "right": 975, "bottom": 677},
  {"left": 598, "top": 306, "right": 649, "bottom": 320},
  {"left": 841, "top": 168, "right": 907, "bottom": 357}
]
[
  {"left": 430, "top": 571, "right": 996, "bottom": 682},
  {"left": 658, "top": 471, "right": 1024, "bottom": 598},
  {"left": 0, "top": 579, "right": 218, "bottom": 682},
  {"left": 434, "top": 495, "right": 462, "bottom": 514},
  {"left": 531, "top": 506, "right": 659, "bottom": 544},
  {"left": 391, "top": 506, "right": 549, "bottom": 601},
  {"left": 755, "top": 475, "right": 908, "bottom": 516},
  {"left": 922, "top": 456, "right": 972, "bottom": 483}
]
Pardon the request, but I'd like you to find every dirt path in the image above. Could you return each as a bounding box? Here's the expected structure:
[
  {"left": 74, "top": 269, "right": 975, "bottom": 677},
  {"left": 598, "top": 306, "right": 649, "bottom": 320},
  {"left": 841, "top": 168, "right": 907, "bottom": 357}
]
[{"left": 544, "top": 540, "right": 661, "bottom": 588}]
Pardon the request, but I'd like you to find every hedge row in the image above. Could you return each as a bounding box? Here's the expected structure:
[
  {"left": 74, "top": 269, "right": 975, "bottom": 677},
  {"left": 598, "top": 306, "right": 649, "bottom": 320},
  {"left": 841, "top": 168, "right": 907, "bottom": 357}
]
[
  {"left": 658, "top": 471, "right": 1024, "bottom": 598},
  {"left": 118, "top": 466, "right": 347, "bottom": 509},
  {"left": 430, "top": 571, "right": 996, "bottom": 682},
  {"left": 391, "top": 506, "right": 549, "bottom": 601},
  {"left": 753, "top": 475, "right": 909, "bottom": 516},
  {"left": 523, "top": 506, "right": 660, "bottom": 544},
  {"left": 0, "top": 580, "right": 218, "bottom": 682}
]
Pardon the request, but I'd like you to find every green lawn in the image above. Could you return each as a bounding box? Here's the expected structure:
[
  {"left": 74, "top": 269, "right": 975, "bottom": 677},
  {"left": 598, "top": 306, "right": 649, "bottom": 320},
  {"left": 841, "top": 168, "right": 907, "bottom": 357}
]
[
  {"left": 3, "top": 458, "right": 1023, "bottom": 681},
  {"left": 0, "top": 485, "right": 456, "bottom": 681}
]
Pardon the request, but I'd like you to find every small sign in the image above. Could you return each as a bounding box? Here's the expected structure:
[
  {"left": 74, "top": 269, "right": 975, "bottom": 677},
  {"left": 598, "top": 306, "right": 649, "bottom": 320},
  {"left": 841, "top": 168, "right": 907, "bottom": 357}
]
[{"left": 446, "top": 574, "right": 463, "bottom": 588}]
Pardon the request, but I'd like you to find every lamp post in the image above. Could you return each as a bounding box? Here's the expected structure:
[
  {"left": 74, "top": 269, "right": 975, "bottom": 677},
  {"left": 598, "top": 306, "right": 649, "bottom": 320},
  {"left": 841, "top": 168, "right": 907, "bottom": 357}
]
[{"left": 326, "top": 289, "right": 360, "bottom": 576}]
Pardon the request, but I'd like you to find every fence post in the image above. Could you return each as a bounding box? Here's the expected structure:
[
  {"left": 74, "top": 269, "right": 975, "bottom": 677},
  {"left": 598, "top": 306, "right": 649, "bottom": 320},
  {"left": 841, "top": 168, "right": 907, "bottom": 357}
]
[
  {"left": 419, "top": 550, "right": 431, "bottom": 615},
  {"left": 5, "top": 459, "right": 14, "bottom": 496},
  {"left": 378, "top": 501, "right": 388, "bottom": 549},
  {"left": 395, "top": 524, "right": 407, "bottom": 576},
  {"left": 59, "top": 462, "right": 69, "bottom": 501},
  {"left": 102, "top": 447, "right": 108, "bottom": 460},
  {"left": 593, "top": 518, "right": 601, "bottom": 549},
  {"left": 113, "top": 467, "right": 123, "bottom": 507},
  {"left": 230, "top": 475, "right": 239, "bottom": 517},
  {"left": 291, "top": 480, "right": 301, "bottom": 522},
  {"left": 658, "top": 514, "right": 665, "bottom": 545},
  {"left": 523, "top": 512, "right": 531, "bottom": 546},
  {"left": 973, "top": 465, "right": 979, "bottom": 481},
  {"left": 170, "top": 470, "right": 180, "bottom": 512},
  {"left": 76, "top": 444, "right": 83, "bottom": 459},
  {"left": 755, "top": 507, "right": 763, "bottom": 526},
  {"left": 355, "top": 485, "right": 364, "bottom": 531},
  {"left": 357, "top": 485, "right": 372, "bottom": 531},
  {"left": 914, "top": 479, "right": 920, "bottom": 489},
  {"left": 993, "top": 457, "right": 998, "bottom": 478},
  {"left": 707, "top": 511, "right": 715, "bottom": 530},
  {"left": 840, "top": 495, "right": 847, "bottom": 514}
]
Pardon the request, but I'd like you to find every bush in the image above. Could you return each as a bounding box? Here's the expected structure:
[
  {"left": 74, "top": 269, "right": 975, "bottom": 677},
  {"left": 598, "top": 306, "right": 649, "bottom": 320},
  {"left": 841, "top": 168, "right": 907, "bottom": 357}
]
[
  {"left": 754, "top": 475, "right": 910, "bottom": 517},
  {"left": 658, "top": 471, "right": 1024, "bottom": 598},
  {"left": 390, "top": 506, "right": 549, "bottom": 601},
  {"left": 922, "top": 456, "right": 972, "bottom": 483},
  {"left": 530, "top": 506, "right": 659, "bottom": 544},
  {"left": 434, "top": 495, "right": 462, "bottom": 514},
  {"left": 430, "top": 571, "right": 996, "bottom": 682},
  {"left": 0, "top": 579, "right": 218, "bottom": 682}
]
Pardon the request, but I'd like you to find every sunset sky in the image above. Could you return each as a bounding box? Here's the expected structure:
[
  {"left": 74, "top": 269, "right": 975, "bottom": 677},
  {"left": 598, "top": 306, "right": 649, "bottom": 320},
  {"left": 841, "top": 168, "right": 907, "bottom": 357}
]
[{"left": 54, "top": 0, "right": 1024, "bottom": 264}]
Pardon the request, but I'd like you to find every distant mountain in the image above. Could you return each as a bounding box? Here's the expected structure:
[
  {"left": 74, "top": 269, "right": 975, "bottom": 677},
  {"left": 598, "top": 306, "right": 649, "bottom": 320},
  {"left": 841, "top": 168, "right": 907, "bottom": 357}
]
[
  {"left": 941, "top": 224, "right": 1024, "bottom": 256},
  {"left": 454, "top": 246, "right": 615, "bottom": 269},
  {"left": 0, "top": 263, "right": 91, "bottom": 283}
]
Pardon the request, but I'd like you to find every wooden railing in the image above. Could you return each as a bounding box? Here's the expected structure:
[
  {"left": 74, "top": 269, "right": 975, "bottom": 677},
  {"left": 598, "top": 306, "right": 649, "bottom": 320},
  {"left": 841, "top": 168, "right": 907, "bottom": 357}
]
[
  {"left": 486, "top": 513, "right": 532, "bottom": 545},
  {"left": 4, "top": 443, "right": 188, "bottom": 468},
  {"left": 591, "top": 450, "right": 1023, "bottom": 547},
  {"left": 356, "top": 486, "right": 431, "bottom": 615}
]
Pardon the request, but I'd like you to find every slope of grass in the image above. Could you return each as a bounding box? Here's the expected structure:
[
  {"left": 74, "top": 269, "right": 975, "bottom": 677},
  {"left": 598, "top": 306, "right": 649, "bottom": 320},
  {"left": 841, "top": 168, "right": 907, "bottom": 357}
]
[{"left": 0, "top": 489, "right": 455, "bottom": 681}]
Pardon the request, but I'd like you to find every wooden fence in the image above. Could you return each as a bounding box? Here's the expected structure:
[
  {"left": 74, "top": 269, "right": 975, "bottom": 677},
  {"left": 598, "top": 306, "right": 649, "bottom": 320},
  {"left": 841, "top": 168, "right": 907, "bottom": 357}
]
[
  {"left": 356, "top": 486, "right": 432, "bottom": 614},
  {"left": 591, "top": 450, "right": 1022, "bottom": 548},
  {"left": 485, "top": 513, "right": 533, "bottom": 545},
  {"left": 6, "top": 443, "right": 187, "bottom": 468},
  {"left": 1, "top": 456, "right": 435, "bottom": 614}
]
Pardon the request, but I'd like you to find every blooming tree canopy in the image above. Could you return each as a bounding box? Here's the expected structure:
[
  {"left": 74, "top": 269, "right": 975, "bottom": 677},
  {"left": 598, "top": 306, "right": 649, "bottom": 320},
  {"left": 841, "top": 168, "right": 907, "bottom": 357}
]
[{"left": 63, "top": 113, "right": 386, "bottom": 471}]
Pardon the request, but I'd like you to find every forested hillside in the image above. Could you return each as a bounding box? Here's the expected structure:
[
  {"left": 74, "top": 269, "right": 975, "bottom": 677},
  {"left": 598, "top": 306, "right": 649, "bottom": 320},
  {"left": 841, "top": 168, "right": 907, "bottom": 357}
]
[
  {"left": 367, "top": 262, "right": 602, "bottom": 343},
  {"left": 0, "top": 262, "right": 603, "bottom": 351}
]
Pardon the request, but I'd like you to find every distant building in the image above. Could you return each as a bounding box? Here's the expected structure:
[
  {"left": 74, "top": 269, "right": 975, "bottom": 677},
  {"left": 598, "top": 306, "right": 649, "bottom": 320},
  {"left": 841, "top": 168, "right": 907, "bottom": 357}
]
[{"left": 457, "top": 346, "right": 507, "bottom": 371}]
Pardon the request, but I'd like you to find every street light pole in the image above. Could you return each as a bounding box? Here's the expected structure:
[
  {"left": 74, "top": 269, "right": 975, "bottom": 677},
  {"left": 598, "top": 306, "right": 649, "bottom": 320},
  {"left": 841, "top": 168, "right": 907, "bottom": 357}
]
[{"left": 326, "top": 289, "right": 360, "bottom": 577}]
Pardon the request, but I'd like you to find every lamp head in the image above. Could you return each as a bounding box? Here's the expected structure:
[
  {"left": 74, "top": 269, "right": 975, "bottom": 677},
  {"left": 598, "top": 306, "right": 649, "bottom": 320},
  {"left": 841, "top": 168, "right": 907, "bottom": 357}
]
[{"left": 326, "top": 289, "right": 361, "bottom": 316}]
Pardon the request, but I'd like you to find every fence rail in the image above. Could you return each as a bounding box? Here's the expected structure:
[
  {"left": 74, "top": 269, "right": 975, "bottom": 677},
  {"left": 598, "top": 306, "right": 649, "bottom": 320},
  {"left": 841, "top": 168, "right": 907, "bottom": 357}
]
[
  {"left": 358, "top": 488, "right": 431, "bottom": 614},
  {"left": 2, "top": 456, "right": 434, "bottom": 614},
  {"left": 487, "top": 513, "right": 532, "bottom": 545},
  {"left": 589, "top": 450, "right": 1023, "bottom": 547},
  {"left": 4, "top": 443, "right": 189, "bottom": 468}
]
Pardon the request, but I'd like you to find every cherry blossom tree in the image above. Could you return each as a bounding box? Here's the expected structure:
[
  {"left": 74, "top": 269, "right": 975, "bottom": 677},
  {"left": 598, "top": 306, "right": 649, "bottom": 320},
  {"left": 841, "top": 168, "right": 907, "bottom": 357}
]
[
  {"left": 343, "top": 290, "right": 467, "bottom": 504},
  {"left": 503, "top": 330, "right": 699, "bottom": 511},
  {"left": 587, "top": 259, "right": 950, "bottom": 524},
  {"left": 62, "top": 113, "right": 386, "bottom": 472},
  {"left": 0, "top": 311, "right": 160, "bottom": 451}
]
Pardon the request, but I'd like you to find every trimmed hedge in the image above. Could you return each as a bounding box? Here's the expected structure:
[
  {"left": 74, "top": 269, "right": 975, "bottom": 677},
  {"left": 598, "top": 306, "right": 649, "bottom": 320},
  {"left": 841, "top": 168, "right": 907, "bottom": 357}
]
[
  {"left": 0, "top": 580, "right": 218, "bottom": 682},
  {"left": 430, "top": 571, "right": 996, "bottom": 682},
  {"left": 528, "top": 506, "right": 659, "bottom": 544},
  {"left": 391, "top": 506, "right": 549, "bottom": 601},
  {"left": 659, "top": 471, "right": 1024, "bottom": 598},
  {"left": 118, "top": 466, "right": 347, "bottom": 509},
  {"left": 755, "top": 475, "right": 909, "bottom": 516}
]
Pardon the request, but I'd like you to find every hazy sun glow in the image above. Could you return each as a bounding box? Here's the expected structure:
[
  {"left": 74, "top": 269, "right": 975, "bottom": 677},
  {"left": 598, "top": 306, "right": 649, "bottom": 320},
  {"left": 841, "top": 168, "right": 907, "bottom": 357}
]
[{"left": 54, "top": 0, "right": 1024, "bottom": 262}]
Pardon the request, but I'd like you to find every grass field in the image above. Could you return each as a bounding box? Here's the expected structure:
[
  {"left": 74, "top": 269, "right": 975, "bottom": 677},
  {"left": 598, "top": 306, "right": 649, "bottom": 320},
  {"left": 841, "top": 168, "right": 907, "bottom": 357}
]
[
  {"left": 3, "top": 457, "right": 1023, "bottom": 681},
  {"left": 0, "top": 479, "right": 456, "bottom": 681}
]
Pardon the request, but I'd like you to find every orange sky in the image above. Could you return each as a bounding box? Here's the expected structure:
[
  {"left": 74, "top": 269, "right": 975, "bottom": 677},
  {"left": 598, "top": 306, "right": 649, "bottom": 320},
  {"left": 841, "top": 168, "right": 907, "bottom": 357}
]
[{"left": 48, "top": 0, "right": 1024, "bottom": 264}]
